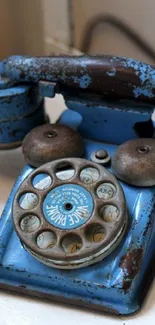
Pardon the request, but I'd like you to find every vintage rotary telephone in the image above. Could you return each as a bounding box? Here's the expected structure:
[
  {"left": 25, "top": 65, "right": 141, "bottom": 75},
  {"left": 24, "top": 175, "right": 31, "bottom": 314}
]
[{"left": 0, "top": 55, "right": 155, "bottom": 315}]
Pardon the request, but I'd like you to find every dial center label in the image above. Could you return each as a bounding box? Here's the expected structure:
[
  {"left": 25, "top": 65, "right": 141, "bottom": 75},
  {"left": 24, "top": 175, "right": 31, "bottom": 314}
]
[{"left": 43, "top": 184, "right": 94, "bottom": 229}]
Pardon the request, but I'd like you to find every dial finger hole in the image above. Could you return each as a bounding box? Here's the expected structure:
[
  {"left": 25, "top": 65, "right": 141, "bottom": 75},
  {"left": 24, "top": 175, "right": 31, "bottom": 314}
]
[
  {"left": 80, "top": 167, "right": 99, "bottom": 184},
  {"left": 32, "top": 173, "right": 52, "bottom": 190},
  {"left": 61, "top": 234, "right": 82, "bottom": 254},
  {"left": 20, "top": 214, "right": 41, "bottom": 233},
  {"left": 19, "top": 192, "right": 39, "bottom": 210},
  {"left": 96, "top": 182, "right": 116, "bottom": 200},
  {"left": 101, "top": 205, "right": 119, "bottom": 222},
  {"left": 85, "top": 223, "right": 105, "bottom": 243},
  {"left": 36, "top": 231, "right": 57, "bottom": 249},
  {"left": 55, "top": 162, "right": 75, "bottom": 180}
]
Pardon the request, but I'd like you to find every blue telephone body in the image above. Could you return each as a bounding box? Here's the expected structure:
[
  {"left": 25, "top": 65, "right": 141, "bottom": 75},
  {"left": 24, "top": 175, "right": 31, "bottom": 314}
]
[{"left": 0, "top": 55, "right": 155, "bottom": 315}]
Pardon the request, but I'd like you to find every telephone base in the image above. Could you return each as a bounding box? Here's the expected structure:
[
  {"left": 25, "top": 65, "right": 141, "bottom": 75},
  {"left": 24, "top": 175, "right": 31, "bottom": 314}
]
[{"left": 0, "top": 134, "right": 154, "bottom": 315}]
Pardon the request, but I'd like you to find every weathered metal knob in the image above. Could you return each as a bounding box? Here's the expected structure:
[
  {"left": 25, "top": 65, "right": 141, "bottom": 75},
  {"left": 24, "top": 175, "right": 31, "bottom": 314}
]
[
  {"left": 22, "top": 124, "right": 84, "bottom": 167},
  {"left": 112, "top": 138, "right": 155, "bottom": 187},
  {"left": 90, "top": 149, "right": 111, "bottom": 165}
]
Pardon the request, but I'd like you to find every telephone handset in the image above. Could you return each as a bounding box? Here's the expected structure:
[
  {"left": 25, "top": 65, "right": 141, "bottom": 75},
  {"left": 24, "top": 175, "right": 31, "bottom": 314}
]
[
  {"left": 0, "top": 55, "right": 155, "bottom": 315},
  {"left": 1, "top": 54, "right": 155, "bottom": 102}
]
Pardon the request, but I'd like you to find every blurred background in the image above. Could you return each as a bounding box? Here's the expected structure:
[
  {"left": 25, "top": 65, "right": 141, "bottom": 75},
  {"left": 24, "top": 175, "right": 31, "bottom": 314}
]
[{"left": 1, "top": 0, "right": 155, "bottom": 64}]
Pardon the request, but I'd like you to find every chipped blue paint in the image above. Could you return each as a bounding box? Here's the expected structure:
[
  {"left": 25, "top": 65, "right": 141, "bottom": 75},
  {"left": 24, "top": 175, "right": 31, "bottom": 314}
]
[
  {"left": 0, "top": 54, "right": 155, "bottom": 313},
  {"left": 107, "top": 68, "right": 116, "bottom": 77},
  {"left": 122, "top": 57, "right": 155, "bottom": 98},
  {"left": 0, "top": 137, "right": 155, "bottom": 315},
  {"left": 1, "top": 55, "right": 155, "bottom": 102},
  {"left": 111, "top": 56, "right": 155, "bottom": 98},
  {"left": 0, "top": 104, "right": 45, "bottom": 144},
  {"left": 72, "top": 73, "right": 92, "bottom": 89},
  {"left": 133, "top": 86, "right": 154, "bottom": 99},
  {"left": 64, "top": 96, "right": 154, "bottom": 144},
  {"left": 0, "top": 80, "right": 46, "bottom": 146}
]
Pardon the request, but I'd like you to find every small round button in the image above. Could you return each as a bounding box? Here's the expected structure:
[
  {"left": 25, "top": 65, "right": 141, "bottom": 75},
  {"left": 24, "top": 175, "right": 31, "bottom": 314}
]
[
  {"left": 91, "top": 149, "right": 111, "bottom": 165},
  {"left": 95, "top": 150, "right": 108, "bottom": 159}
]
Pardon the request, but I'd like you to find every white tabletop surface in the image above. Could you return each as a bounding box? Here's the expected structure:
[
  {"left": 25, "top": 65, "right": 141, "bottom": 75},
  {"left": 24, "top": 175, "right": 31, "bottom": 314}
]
[{"left": 0, "top": 96, "right": 154, "bottom": 325}]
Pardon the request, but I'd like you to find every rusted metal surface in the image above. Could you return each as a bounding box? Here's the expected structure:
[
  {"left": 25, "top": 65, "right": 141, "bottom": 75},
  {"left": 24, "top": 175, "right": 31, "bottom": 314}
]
[
  {"left": 0, "top": 282, "right": 120, "bottom": 316},
  {"left": 119, "top": 248, "right": 143, "bottom": 292},
  {"left": 0, "top": 138, "right": 155, "bottom": 315},
  {"left": 12, "top": 158, "right": 127, "bottom": 269},
  {"left": 1, "top": 55, "right": 155, "bottom": 102},
  {"left": 0, "top": 54, "right": 155, "bottom": 314},
  {"left": 22, "top": 124, "right": 85, "bottom": 167},
  {"left": 112, "top": 138, "right": 155, "bottom": 186}
]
